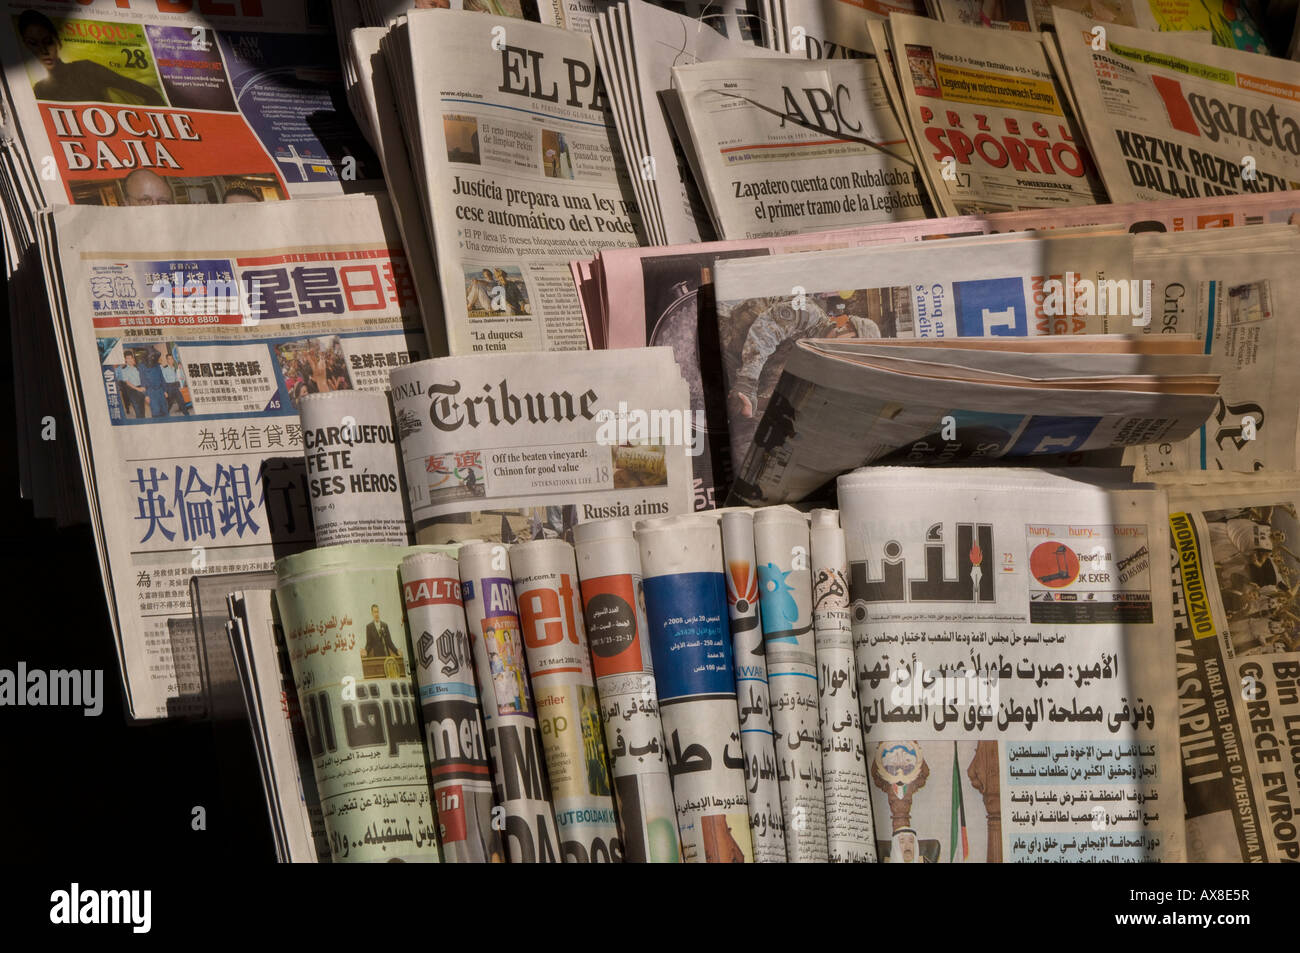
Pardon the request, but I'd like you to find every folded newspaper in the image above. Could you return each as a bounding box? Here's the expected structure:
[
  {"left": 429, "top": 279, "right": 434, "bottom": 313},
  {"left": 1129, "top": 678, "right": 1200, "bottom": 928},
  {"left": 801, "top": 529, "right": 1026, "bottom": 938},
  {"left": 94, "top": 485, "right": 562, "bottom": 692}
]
[{"left": 726, "top": 335, "right": 1220, "bottom": 505}]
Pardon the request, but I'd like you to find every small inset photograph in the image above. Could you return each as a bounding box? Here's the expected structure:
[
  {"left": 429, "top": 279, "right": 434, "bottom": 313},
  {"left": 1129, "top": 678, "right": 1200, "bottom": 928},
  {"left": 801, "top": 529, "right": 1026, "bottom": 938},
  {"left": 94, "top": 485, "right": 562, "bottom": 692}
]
[
  {"left": 276, "top": 336, "right": 352, "bottom": 411},
  {"left": 464, "top": 265, "right": 530, "bottom": 317},
  {"left": 904, "top": 44, "right": 941, "bottom": 97},
  {"left": 109, "top": 342, "right": 192, "bottom": 420},
  {"left": 16, "top": 10, "right": 166, "bottom": 105},
  {"left": 444, "top": 114, "right": 481, "bottom": 165},
  {"left": 612, "top": 443, "right": 668, "bottom": 489},
  {"left": 541, "top": 129, "right": 574, "bottom": 180}
]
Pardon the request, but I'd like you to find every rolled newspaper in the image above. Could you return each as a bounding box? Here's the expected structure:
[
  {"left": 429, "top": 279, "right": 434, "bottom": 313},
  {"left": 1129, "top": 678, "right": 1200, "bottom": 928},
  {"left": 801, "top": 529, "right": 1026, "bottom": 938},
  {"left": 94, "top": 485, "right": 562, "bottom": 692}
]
[
  {"left": 719, "top": 509, "right": 787, "bottom": 862},
  {"left": 299, "top": 391, "right": 409, "bottom": 547},
  {"left": 458, "top": 541, "right": 561, "bottom": 862},
  {"left": 636, "top": 514, "right": 754, "bottom": 862},
  {"left": 809, "top": 509, "right": 877, "bottom": 863},
  {"left": 274, "top": 543, "right": 441, "bottom": 862},
  {"left": 511, "top": 538, "right": 622, "bottom": 862},
  {"left": 573, "top": 519, "right": 682, "bottom": 863},
  {"left": 754, "top": 505, "right": 829, "bottom": 861},
  {"left": 401, "top": 550, "right": 505, "bottom": 862}
]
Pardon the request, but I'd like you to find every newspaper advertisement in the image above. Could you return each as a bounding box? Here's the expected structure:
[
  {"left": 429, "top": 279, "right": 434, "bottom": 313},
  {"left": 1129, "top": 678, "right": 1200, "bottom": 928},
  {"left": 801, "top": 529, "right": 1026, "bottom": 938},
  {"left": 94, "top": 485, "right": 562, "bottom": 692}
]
[
  {"left": 840, "top": 468, "right": 1186, "bottom": 862},
  {"left": 401, "top": 550, "right": 506, "bottom": 862},
  {"left": 0, "top": 0, "right": 377, "bottom": 208},
  {"left": 1052, "top": 9, "right": 1300, "bottom": 205},
  {"left": 1167, "top": 480, "right": 1300, "bottom": 862},
  {"left": 403, "top": 10, "right": 641, "bottom": 354},
  {"left": 389, "top": 348, "right": 692, "bottom": 544},
  {"left": 637, "top": 514, "right": 755, "bottom": 862},
  {"left": 300, "top": 390, "right": 409, "bottom": 547},
  {"left": 885, "top": 13, "right": 1108, "bottom": 216},
  {"left": 49, "top": 196, "right": 427, "bottom": 720},
  {"left": 511, "top": 539, "right": 622, "bottom": 861},
  {"left": 573, "top": 519, "right": 683, "bottom": 862},
  {"left": 669, "top": 56, "right": 929, "bottom": 239},
  {"left": 459, "top": 542, "right": 562, "bottom": 862},
  {"left": 274, "top": 544, "right": 442, "bottom": 863}
]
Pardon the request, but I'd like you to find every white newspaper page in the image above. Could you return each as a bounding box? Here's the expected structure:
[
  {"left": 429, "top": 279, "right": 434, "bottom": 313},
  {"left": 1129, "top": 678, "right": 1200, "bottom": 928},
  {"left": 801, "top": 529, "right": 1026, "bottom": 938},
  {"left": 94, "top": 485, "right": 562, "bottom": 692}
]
[
  {"left": 1052, "top": 8, "right": 1300, "bottom": 204},
  {"left": 670, "top": 56, "right": 928, "bottom": 239},
  {"left": 1167, "top": 480, "right": 1300, "bottom": 862},
  {"left": 389, "top": 348, "right": 693, "bottom": 543},
  {"left": 52, "top": 195, "right": 427, "bottom": 720},
  {"left": 886, "top": 13, "right": 1108, "bottom": 215},
  {"left": 407, "top": 10, "right": 642, "bottom": 354},
  {"left": 840, "top": 467, "right": 1185, "bottom": 862}
]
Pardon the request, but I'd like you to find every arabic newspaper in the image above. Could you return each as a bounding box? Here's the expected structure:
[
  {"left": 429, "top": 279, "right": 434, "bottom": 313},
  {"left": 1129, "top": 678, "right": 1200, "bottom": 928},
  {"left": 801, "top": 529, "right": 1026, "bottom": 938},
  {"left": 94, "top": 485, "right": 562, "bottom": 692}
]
[
  {"left": 840, "top": 468, "right": 1186, "bottom": 862},
  {"left": 1166, "top": 478, "right": 1300, "bottom": 862},
  {"left": 719, "top": 509, "right": 787, "bottom": 860},
  {"left": 388, "top": 348, "right": 693, "bottom": 545},
  {"left": 45, "top": 195, "right": 428, "bottom": 720},
  {"left": 274, "top": 543, "right": 442, "bottom": 863},
  {"left": 809, "top": 509, "right": 878, "bottom": 862},
  {"left": 300, "top": 390, "right": 409, "bottom": 547},
  {"left": 754, "top": 506, "right": 829, "bottom": 860},
  {"left": 401, "top": 550, "right": 507, "bottom": 862},
  {"left": 573, "top": 519, "right": 683, "bottom": 862},
  {"left": 459, "top": 541, "right": 562, "bottom": 862},
  {"left": 637, "top": 514, "right": 755, "bottom": 861},
  {"left": 883, "top": 13, "right": 1108, "bottom": 215},
  {"left": 1052, "top": 8, "right": 1300, "bottom": 204},
  {"left": 511, "top": 538, "right": 623, "bottom": 861},
  {"left": 668, "top": 55, "right": 929, "bottom": 239},
  {"left": 393, "top": 10, "right": 642, "bottom": 355}
]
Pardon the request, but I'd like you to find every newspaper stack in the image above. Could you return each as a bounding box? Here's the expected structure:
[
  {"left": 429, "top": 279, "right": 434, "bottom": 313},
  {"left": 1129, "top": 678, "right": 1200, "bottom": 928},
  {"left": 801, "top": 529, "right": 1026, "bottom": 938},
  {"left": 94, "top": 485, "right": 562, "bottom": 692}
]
[
  {"left": 592, "top": 0, "right": 778, "bottom": 246},
  {"left": 0, "top": 1, "right": 384, "bottom": 524},
  {"left": 377, "top": 10, "right": 643, "bottom": 355},
  {"left": 39, "top": 195, "right": 430, "bottom": 720}
]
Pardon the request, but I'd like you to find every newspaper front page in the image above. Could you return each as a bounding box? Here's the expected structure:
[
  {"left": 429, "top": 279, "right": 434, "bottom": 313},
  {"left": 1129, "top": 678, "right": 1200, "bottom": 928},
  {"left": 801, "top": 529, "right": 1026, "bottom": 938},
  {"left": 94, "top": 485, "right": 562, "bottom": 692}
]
[
  {"left": 402, "top": 10, "right": 642, "bottom": 354},
  {"left": 840, "top": 468, "right": 1186, "bottom": 862},
  {"left": 669, "top": 56, "right": 929, "bottom": 239},
  {"left": 47, "top": 195, "right": 426, "bottom": 720},
  {"left": 1052, "top": 8, "right": 1300, "bottom": 204},
  {"left": 885, "top": 13, "right": 1108, "bottom": 215},
  {"left": 0, "top": 0, "right": 377, "bottom": 208},
  {"left": 389, "top": 348, "right": 693, "bottom": 544},
  {"left": 1166, "top": 479, "right": 1300, "bottom": 863}
]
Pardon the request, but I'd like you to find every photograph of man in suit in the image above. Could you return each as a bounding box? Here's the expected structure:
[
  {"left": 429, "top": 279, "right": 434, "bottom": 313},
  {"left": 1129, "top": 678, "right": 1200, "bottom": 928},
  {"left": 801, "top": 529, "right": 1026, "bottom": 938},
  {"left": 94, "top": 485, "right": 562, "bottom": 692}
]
[{"left": 363, "top": 604, "right": 401, "bottom": 659}]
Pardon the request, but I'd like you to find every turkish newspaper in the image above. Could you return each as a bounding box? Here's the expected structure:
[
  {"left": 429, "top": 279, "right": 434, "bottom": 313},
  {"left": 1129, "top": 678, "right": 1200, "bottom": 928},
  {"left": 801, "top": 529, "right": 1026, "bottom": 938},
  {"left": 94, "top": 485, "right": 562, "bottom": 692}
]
[
  {"left": 393, "top": 10, "right": 642, "bottom": 355},
  {"left": 841, "top": 467, "right": 1186, "bottom": 862},
  {"left": 44, "top": 195, "right": 428, "bottom": 721},
  {"left": 388, "top": 348, "right": 693, "bottom": 544},
  {"left": 668, "top": 55, "right": 929, "bottom": 239},
  {"left": 1052, "top": 8, "right": 1300, "bottom": 204},
  {"left": 0, "top": 0, "right": 377, "bottom": 210},
  {"left": 883, "top": 13, "right": 1108, "bottom": 215},
  {"left": 1166, "top": 478, "right": 1300, "bottom": 863}
]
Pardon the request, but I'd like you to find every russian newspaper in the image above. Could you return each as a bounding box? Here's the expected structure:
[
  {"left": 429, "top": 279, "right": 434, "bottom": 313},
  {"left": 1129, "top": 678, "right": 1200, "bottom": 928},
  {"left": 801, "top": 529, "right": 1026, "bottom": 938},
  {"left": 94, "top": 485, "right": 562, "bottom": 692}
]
[
  {"left": 668, "top": 55, "right": 929, "bottom": 239},
  {"left": 841, "top": 467, "right": 1186, "bottom": 862},
  {"left": 883, "top": 13, "right": 1108, "bottom": 215},
  {"left": 1051, "top": 8, "right": 1300, "bottom": 204},
  {"left": 43, "top": 195, "right": 428, "bottom": 720},
  {"left": 389, "top": 348, "right": 693, "bottom": 544},
  {"left": 389, "top": 10, "right": 642, "bottom": 355}
]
